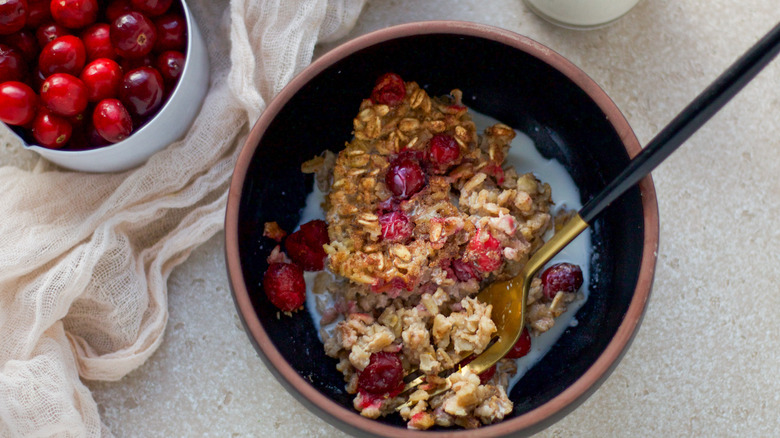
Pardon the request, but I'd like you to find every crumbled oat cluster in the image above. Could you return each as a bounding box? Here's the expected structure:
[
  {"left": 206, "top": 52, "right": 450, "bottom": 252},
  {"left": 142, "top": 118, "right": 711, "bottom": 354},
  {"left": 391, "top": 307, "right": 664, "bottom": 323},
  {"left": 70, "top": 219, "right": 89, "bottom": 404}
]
[{"left": 300, "top": 74, "right": 580, "bottom": 430}]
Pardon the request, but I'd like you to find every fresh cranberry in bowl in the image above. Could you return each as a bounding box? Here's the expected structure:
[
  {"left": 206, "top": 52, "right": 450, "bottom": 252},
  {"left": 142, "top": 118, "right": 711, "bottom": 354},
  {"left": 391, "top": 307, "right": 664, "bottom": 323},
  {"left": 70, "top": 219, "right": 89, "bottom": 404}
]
[
  {"left": 40, "top": 73, "right": 88, "bottom": 117},
  {"left": 80, "top": 58, "right": 123, "bottom": 102},
  {"left": 81, "top": 23, "right": 116, "bottom": 61},
  {"left": 131, "top": 0, "right": 173, "bottom": 17},
  {"left": 51, "top": 0, "right": 99, "bottom": 29},
  {"left": 110, "top": 11, "right": 157, "bottom": 59},
  {"left": 25, "top": 0, "right": 51, "bottom": 28},
  {"left": 119, "top": 66, "right": 164, "bottom": 118},
  {"left": 153, "top": 13, "right": 186, "bottom": 52},
  {"left": 0, "top": 81, "right": 38, "bottom": 126},
  {"left": 35, "top": 23, "right": 70, "bottom": 48},
  {"left": 105, "top": 0, "right": 133, "bottom": 23},
  {"left": 0, "top": 30, "right": 39, "bottom": 63},
  {"left": 155, "top": 50, "right": 184, "bottom": 86},
  {"left": 0, "top": 44, "right": 26, "bottom": 83},
  {"left": 32, "top": 107, "right": 72, "bottom": 149},
  {"left": 92, "top": 98, "right": 132, "bottom": 143},
  {"left": 0, "top": 0, "right": 27, "bottom": 36},
  {"left": 38, "top": 35, "right": 86, "bottom": 77}
]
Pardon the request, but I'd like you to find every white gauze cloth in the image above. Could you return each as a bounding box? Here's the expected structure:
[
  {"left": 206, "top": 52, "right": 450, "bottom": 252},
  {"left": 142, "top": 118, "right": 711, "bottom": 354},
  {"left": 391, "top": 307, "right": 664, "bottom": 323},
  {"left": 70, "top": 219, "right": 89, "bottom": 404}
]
[{"left": 0, "top": 0, "right": 366, "bottom": 436}]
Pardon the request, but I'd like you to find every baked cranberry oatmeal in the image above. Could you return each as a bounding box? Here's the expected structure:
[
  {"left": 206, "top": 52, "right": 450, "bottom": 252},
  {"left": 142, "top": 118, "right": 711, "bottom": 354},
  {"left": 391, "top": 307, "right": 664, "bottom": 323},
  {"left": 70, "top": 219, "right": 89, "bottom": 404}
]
[{"left": 261, "top": 73, "right": 585, "bottom": 430}]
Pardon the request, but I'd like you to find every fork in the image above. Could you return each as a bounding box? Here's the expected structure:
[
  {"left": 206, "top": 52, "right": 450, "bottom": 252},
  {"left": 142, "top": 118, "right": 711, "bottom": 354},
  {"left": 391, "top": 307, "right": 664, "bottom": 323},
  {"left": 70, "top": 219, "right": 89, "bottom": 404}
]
[{"left": 399, "top": 20, "right": 780, "bottom": 403}]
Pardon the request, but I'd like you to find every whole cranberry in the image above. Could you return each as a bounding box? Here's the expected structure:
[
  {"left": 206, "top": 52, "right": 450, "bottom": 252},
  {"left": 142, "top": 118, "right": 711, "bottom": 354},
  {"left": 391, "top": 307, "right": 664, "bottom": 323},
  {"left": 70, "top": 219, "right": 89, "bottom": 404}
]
[
  {"left": 80, "top": 58, "right": 123, "bottom": 102},
  {"left": 358, "top": 352, "right": 404, "bottom": 395},
  {"left": 119, "top": 66, "right": 164, "bottom": 118},
  {"left": 427, "top": 133, "right": 460, "bottom": 167},
  {"left": 155, "top": 50, "right": 183, "bottom": 86},
  {"left": 51, "top": 0, "right": 99, "bottom": 29},
  {"left": 32, "top": 107, "right": 72, "bottom": 148},
  {"left": 38, "top": 35, "right": 86, "bottom": 77},
  {"left": 465, "top": 228, "right": 502, "bottom": 273},
  {"left": 110, "top": 12, "right": 157, "bottom": 59},
  {"left": 262, "top": 262, "right": 306, "bottom": 312},
  {"left": 370, "top": 72, "right": 405, "bottom": 106},
  {"left": 540, "top": 263, "right": 584, "bottom": 300},
  {"left": 105, "top": 0, "right": 132, "bottom": 23},
  {"left": 93, "top": 98, "right": 132, "bottom": 143},
  {"left": 0, "top": 30, "right": 39, "bottom": 63},
  {"left": 31, "top": 67, "right": 47, "bottom": 90},
  {"left": 505, "top": 327, "right": 532, "bottom": 359},
  {"left": 284, "top": 219, "right": 329, "bottom": 271},
  {"left": 0, "top": 44, "right": 26, "bottom": 83},
  {"left": 130, "top": 0, "right": 172, "bottom": 17},
  {"left": 81, "top": 23, "right": 116, "bottom": 61},
  {"left": 86, "top": 120, "right": 110, "bottom": 147},
  {"left": 119, "top": 53, "right": 152, "bottom": 71},
  {"left": 35, "top": 22, "right": 70, "bottom": 48},
  {"left": 41, "top": 73, "right": 88, "bottom": 117},
  {"left": 379, "top": 211, "right": 413, "bottom": 243},
  {"left": 0, "top": 81, "right": 38, "bottom": 126},
  {"left": 0, "top": 0, "right": 27, "bottom": 36},
  {"left": 153, "top": 13, "right": 186, "bottom": 52},
  {"left": 25, "top": 0, "right": 51, "bottom": 28},
  {"left": 385, "top": 156, "right": 426, "bottom": 199}
]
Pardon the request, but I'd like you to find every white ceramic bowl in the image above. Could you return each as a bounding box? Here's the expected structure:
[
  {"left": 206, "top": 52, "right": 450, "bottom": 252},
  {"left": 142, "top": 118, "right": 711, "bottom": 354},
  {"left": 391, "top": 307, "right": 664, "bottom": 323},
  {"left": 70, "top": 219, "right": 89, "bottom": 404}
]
[{"left": 7, "top": 0, "right": 209, "bottom": 173}]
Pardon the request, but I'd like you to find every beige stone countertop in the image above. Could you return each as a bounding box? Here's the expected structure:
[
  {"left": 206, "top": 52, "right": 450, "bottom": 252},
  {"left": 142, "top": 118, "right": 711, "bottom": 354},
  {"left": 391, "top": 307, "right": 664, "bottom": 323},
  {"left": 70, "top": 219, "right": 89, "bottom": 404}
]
[{"left": 3, "top": 0, "right": 780, "bottom": 436}]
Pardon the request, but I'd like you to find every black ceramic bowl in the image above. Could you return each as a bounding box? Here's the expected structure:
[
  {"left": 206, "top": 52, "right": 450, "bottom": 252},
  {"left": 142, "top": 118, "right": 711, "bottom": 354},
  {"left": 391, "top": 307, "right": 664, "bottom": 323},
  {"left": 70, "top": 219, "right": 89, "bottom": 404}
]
[{"left": 225, "top": 21, "right": 658, "bottom": 437}]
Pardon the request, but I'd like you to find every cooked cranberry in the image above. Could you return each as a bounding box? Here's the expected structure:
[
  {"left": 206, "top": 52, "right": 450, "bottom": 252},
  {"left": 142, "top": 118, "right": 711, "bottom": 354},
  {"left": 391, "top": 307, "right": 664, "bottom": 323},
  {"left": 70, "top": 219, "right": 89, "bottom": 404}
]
[
  {"left": 285, "top": 219, "right": 329, "bottom": 271},
  {"left": 80, "top": 58, "right": 122, "bottom": 102},
  {"left": 465, "top": 228, "right": 502, "bottom": 273},
  {"left": 0, "top": 0, "right": 27, "bottom": 35},
  {"left": 385, "top": 156, "right": 425, "bottom": 199},
  {"left": 0, "top": 44, "right": 26, "bottom": 83},
  {"left": 35, "top": 23, "right": 70, "bottom": 47},
  {"left": 0, "top": 81, "right": 38, "bottom": 125},
  {"left": 379, "top": 211, "right": 413, "bottom": 243},
  {"left": 51, "top": 0, "right": 99, "bottom": 29},
  {"left": 0, "top": 30, "right": 38, "bottom": 63},
  {"left": 370, "top": 72, "right": 405, "bottom": 106},
  {"left": 41, "top": 73, "right": 88, "bottom": 116},
  {"left": 358, "top": 352, "right": 404, "bottom": 395},
  {"left": 92, "top": 98, "right": 132, "bottom": 143},
  {"left": 427, "top": 133, "right": 460, "bottom": 168},
  {"left": 153, "top": 13, "right": 186, "bottom": 52},
  {"left": 38, "top": 35, "right": 86, "bottom": 77},
  {"left": 505, "top": 327, "right": 532, "bottom": 359},
  {"left": 111, "top": 12, "right": 157, "bottom": 59},
  {"left": 451, "top": 259, "right": 480, "bottom": 282},
  {"left": 130, "top": 0, "right": 173, "bottom": 17},
  {"left": 540, "top": 262, "right": 583, "bottom": 300},
  {"left": 155, "top": 50, "right": 183, "bottom": 86},
  {"left": 262, "top": 262, "right": 306, "bottom": 312},
  {"left": 119, "top": 66, "right": 163, "bottom": 118},
  {"left": 32, "top": 107, "right": 72, "bottom": 148},
  {"left": 81, "top": 23, "right": 117, "bottom": 61},
  {"left": 25, "top": 0, "right": 51, "bottom": 28}
]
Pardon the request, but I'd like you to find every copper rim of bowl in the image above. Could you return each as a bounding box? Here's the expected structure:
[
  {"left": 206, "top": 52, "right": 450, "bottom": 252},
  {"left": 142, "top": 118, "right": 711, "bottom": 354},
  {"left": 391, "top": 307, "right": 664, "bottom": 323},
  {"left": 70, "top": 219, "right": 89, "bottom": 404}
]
[{"left": 225, "top": 21, "right": 659, "bottom": 437}]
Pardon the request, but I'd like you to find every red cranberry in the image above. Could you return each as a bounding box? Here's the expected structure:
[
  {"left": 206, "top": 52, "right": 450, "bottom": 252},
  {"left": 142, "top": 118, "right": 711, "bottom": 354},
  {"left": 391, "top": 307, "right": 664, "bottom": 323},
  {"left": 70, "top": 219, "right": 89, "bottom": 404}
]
[
  {"left": 35, "top": 22, "right": 70, "bottom": 47},
  {"left": 505, "top": 327, "right": 532, "bottom": 359},
  {"left": 110, "top": 12, "right": 157, "bottom": 59},
  {"left": 358, "top": 352, "right": 404, "bottom": 395},
  {"left": 465, "top": 228, "right": 502, "bottom": 273},
  {"left": 155, "top": 50, "right": 183, "bottom": 86},
  {"left": 130, "top": 0, "right": 173, "bottom": 17},
  {"left": 427, "top": 133, "right": 460, "bottom": 168},
  {"left": 93, "top": 98, "right": 132, "bottom": 143},
  {"left": 38, "top": 35, "right": 86, "bottom": 77},
  {"left": 105, "top": 0, "right": 132, "bottom": 22},
  {"left": 370, "top": 72, "right": 405, "bottom": 106},
  {"left": 262, "top": 262, "right": 306, "bottom": 312},
  {"left": 540, "top": 263, "right": 583, "bottom": 300},
  {"left": 0, "top": 44, "right": 26, "bottom": 83},
  {"left": 153, "top": 13, "right": 186, "bottom": 52},
  {"left": 0, "top": 30, "right": 39, "bottom": 63},
  {"left": 51, "top": 0, "right": 99, "bottom": 29},
  {"left": 25, "top": 0, "right": 51, "bottom": 28},
  {"left": 32, "top": 107, "right": 72, "bottom": 148},
  {"left": 0, "top": 81, "right": 38, "bottom": 126},
  {"left": 451, "top": 259, "right": 480, "bottom": 282},
  {"left": 285, "top": 219, "right": 329, "bottom": 271},
  {"left": 41, "top": 73, "right": 88, "bottom": 117},
  {"left": 119, "top": 53, "right": 153, "bottom": 71},
  {"left": 119, "top": 66, "right": 164, "bottom": 118},
  {"left": 385, "top": 156, "right": 425, "bottom": 199},
  {"left": 86, "top": 119, "right": 110, "bottom": 147},
  {"left": 0, "top": 0, "right": 27, "bottom": 35},
  {"left": 379, "top": 211, "right": 413, "bottom": 243},
  {"left": 80, "top": 58, "right": 123, "bottom": 102},
  {"left": 81, "top": 23, "right": 117, "bottom": 61}
]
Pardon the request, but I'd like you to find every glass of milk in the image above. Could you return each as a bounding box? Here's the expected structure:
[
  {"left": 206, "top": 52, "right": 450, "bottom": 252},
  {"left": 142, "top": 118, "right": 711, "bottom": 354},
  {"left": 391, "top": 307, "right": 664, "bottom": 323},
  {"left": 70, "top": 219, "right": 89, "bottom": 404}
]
[{"left": 524, "top": 0, "right": 641, "bottom": 29}]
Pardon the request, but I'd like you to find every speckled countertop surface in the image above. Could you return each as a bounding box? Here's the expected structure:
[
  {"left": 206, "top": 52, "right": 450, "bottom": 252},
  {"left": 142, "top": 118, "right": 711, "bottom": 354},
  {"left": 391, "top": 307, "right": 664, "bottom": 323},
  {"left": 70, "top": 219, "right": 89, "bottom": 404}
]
[{"left": 4, "top": 0, "right": 780, "bottom": 436}]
